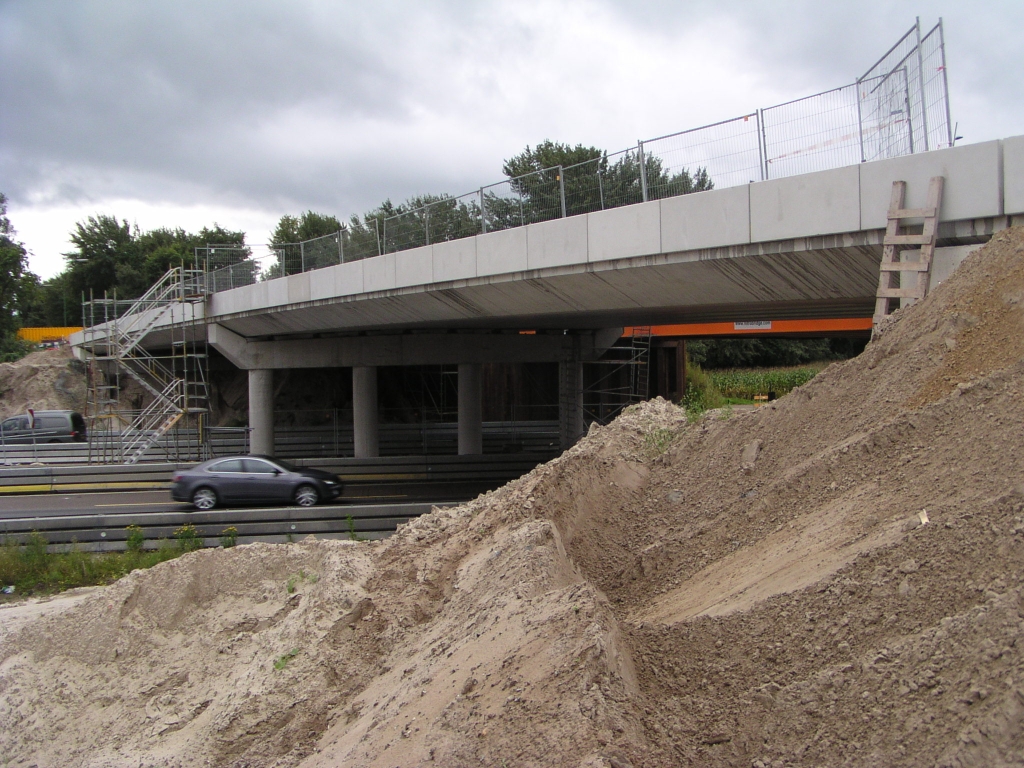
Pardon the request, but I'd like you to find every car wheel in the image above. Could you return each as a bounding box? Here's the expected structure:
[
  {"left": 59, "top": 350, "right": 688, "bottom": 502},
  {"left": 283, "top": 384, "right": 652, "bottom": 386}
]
[
  {"left": 192, "top": 487, "right": 218, "bottom": 510},
  {"left": 294, "top": 484, "right": 319, "bottom": 507}
]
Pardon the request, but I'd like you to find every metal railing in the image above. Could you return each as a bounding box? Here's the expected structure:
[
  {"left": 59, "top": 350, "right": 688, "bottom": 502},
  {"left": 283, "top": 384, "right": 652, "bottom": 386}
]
[{"left": 193, "top": 19, "right": 950, "bottom": 291}]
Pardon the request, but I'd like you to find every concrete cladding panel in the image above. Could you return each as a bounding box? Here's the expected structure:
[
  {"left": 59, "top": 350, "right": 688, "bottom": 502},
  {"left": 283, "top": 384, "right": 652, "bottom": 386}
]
[
  {"left": 395, "top": 245, "right": 433, "bottom": 288},
  {"left": 661, "top": 185, "right": 750, "bottom": 252},
  {"left": 432, "top": 237, "right": 477, "bottom": 282},
  {"left": 586, "top": 199, "right": 661, "bottom": 262},
  {"left": 860, "top": 140, "right": 1002, "bottom": 228},
  {"left": 526, "top": 215, "right": 588, "bottom": 270},
  {"left": 1003, "top": 135, "right": 1024, "bottom": 215},
  {"left": 286, "top": 271, "right": 311, "bottom": 303},
  {"left": 266, "top": 277, "right": 288, "bottom": 307},
  {"left": 750, "top": 164, "right": 860, "bottom": 242},
  {"left": 477, "top": 227, "right": 528, "bottom": 276},
  {"left": 363, "top": 253, "right": 397, "bottom": 293}
]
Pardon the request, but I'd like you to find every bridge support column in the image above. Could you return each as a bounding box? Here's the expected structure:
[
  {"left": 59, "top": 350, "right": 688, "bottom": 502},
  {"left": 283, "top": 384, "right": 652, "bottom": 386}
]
[
  {"left": 458, "top": 363, "right": 483, "bottom": 455},
  {"left": 353, "top": 366, "right": 379, "bottom": 458},
  {"left": 559, "top": 358, "right": 584, "bottom": 451},
  {"left": 248, "top": 369, "right": 274, "bottom": 456}
]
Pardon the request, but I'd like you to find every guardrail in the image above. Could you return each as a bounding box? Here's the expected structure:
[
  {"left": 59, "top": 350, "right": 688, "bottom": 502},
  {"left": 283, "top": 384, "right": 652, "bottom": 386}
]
[
  {"left": 0, "top": 420, "right": 560, "bottom": 466},
  {"left": 0, "top": 453, "right": 553, "bottom": 495},
  {"left": 0, "top": 502, "right": 448, "bottom": 551}
]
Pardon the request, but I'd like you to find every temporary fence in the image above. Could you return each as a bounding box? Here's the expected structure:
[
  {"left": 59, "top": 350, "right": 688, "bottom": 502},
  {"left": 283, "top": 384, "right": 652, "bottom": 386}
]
[{"left": 197, "top": 19, "right": 952, "bottom": 292}]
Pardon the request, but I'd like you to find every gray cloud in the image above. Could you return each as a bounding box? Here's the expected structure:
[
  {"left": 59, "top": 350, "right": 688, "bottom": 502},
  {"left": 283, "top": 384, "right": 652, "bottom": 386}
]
[{"left": 2, "top": 0, "right": 1022, "bottom": 276}]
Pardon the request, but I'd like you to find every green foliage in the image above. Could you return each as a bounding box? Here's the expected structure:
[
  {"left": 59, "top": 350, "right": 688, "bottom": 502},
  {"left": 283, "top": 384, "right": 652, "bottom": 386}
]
[
  {"left": 125, "top": 525, "right": 145, "bottom": 554},
  {"left": 273, "top": 648, "right": 300, "bottom": 670},
  {"left": 643, "top": 427, "right": 676, "bottom": 456},
  {"left": 219, "top": 526, "right": 238, "bottom": 548},
  {"left": 270, "top": 211, "right": 342, "bottom": 246},
  {"left": 0, "top": 193, "right": 39, "bottom": 357},
  {"left": 706, "top": 365, "right": 825, "bottom": 400},
  {"left": 681, "top": 363, "right": 725, "bottom": 420},
  {"left": 286, "top": 569, "right": 317, "bottom": 594},
  {"left": 687, "top": 338, "right": 865, "bottom": 369},
  {"left": 0, "top": 532, "right": 181, "bottom": 596},
  {"left": 346, "top": 515, "right": 364, "bottom": 542},
  {"left": 173, "top": 524, "right": 203, "bottom": 553}
]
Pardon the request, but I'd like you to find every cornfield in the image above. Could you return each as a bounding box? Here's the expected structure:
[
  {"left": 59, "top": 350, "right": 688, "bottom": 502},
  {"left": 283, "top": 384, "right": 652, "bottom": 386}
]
[{"left": 706, "top": 364, "right": 826, "bottom": 401}]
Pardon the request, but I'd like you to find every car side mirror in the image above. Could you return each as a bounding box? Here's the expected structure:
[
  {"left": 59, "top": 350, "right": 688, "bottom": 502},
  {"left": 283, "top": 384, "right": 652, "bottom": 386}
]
[{"left": 273, "top": 468, "right": 282, "bottom": 475}]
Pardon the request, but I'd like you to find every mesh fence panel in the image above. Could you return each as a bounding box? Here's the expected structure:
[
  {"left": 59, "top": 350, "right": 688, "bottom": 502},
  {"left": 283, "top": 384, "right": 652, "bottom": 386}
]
[
  {"left": 383, "top": 193, "right": 482, "bottom": 252},
  {"left": 643, "top": 115, "right": 762, "bottom": 192},
  {"left": 761, "top": 86, "right": 862, "bottom": 178},
  {"left": 920, "top": 22, "right": 953, "bottom": 151}
]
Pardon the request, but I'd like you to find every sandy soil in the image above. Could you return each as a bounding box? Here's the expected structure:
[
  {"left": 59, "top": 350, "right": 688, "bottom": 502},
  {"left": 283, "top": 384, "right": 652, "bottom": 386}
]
[
  {"left": 0, "top": 347, "right": 87, "bottom": 419},
  {"left": 2, "top": 228, "right": 1024, "bottom": 766}
]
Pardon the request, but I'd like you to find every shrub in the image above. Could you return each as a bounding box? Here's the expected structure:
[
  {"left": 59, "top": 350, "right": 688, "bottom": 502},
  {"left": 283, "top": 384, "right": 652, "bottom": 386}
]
[
  {"left": 173, "top": 524, "right": 203, "bottom": 553},
  {"left": 219, "top": 526, "right": 238, "bottom": 548},
  {"left": 126, "top": 525, "right": 145, "bottom": 554}
]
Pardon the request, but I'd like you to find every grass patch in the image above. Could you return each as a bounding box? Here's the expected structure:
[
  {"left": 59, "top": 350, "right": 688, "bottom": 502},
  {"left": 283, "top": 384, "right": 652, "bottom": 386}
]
[
  {"left": 0, "top": 531, "right": 183, "bottom": 598},
  {"left": 273, "top": 648, "right": 300, "bottom": 670}
]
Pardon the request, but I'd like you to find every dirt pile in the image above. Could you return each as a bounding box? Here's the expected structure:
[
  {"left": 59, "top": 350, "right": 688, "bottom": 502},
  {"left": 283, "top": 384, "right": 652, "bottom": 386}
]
[
  {"left": 0, "top": 347, "right": 87, "bottom": 419},
  {"left": 2, "top": 228, "right": 1024, "bottom": 767}
]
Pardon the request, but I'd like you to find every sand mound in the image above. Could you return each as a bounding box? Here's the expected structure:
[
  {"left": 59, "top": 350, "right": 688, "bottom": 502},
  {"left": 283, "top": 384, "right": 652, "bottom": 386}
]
[
  {"left": 0, "top": 347, "right": 87, "bottom": 419},
  {"left": 2, "top": 228, "right": 1024, "bottom": 767}
]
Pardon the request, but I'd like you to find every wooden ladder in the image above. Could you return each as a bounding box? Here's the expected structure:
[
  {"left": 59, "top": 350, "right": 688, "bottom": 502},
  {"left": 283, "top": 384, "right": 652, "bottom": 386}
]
[{"left": 873, "top": 176, "right": 944, "bottom": 332}]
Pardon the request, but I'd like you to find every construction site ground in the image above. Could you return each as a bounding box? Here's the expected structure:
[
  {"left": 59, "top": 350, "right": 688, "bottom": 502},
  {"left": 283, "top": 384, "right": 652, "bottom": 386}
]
[{"left": 2, "top": 227, "right": 1024, "bottom": 767}]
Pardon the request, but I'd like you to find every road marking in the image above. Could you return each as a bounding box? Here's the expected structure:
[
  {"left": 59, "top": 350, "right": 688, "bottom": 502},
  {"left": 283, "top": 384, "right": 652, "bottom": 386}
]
[
  {"left": 94, "top": 502, "right": 172, "bottom": 507},
  {"left": 345, "top": 494, "right": 408, "bottom": 499}
]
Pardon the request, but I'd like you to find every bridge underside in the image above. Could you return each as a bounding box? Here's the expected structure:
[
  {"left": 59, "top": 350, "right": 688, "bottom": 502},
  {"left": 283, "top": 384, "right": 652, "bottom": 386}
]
[{"left": 207, "top": 237, "right": 885, "bottom": 342}]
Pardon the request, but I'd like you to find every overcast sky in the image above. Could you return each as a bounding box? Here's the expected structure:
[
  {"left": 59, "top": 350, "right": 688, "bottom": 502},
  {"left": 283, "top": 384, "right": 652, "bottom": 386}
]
[{"left": 2, "top": 0, "right": 1022, "bottom": 279}]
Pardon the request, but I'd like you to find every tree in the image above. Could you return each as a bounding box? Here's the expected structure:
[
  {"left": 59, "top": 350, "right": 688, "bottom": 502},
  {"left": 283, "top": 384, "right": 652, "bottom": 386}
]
[
  {"left": 269, "top": 211, "right": 343, "bottom": 276},
  {"left": 499, "top": 140, "right": 714, "bottom": 227},
  {"left": 0, "top": 193, "right": 35, "bottom": 360}
]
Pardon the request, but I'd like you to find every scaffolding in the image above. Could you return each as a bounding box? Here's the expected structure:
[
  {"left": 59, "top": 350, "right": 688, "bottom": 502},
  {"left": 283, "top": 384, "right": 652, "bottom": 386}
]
[
  {"left": 80, "top": 268, "right": 210, "bottom": 464},
  {"left": 579, "top": 327, "right": 652, "bottom": 427}
]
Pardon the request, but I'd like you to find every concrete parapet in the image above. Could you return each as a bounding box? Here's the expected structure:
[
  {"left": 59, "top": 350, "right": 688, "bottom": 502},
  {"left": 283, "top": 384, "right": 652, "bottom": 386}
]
[
  {"left": 477, "top": 227, "right": 528, "bottom": 276},
  {"left": 363, "top": 253, "right": 397, "bottom": 293},
  {"left": 527, "top": 215, "right": 587, "bottom": 270},
  {"left": 661, "top": 184, "right": 750, "bottom": 253},
  {"left": 750, "top": 164, "right": 861, "bottom": 242},
  {"left": 586, "top": 199, "right": 661, "bottom": 263},
  {"left": 860, "top": 139, "right": 1003, "bottom": 228},
  {"left": 395, "top": 245, "right": 433, "bottom": 288},
  {"left": 1002, "top": 135, "right": 1024, "bottom": 216},
  {"left": 433, "top": 237, "right": 477, "bottom": 283}
]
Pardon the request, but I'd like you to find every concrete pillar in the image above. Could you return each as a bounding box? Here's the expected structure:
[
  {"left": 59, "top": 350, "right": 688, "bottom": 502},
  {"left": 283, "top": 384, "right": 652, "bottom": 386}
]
[
  {"left": 558, "top": 358, "right": 584, "bottom": 450},
  {"left": 248, "top": 369, "right": 274, "bottom": 456},
  {"left": 352, "top": 366, "right": 379, "bottom": 458},
  {"left": 458, "top": 363, "right": 483, "bottom": 455}
]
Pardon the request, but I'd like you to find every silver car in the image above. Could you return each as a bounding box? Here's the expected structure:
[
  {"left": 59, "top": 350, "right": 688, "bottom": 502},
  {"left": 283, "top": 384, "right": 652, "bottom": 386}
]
[{"left": 170, "top": 455, "right": 343, "bottom": 510}]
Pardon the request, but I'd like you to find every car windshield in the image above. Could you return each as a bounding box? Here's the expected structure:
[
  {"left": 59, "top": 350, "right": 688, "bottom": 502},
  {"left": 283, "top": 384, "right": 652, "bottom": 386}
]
[{"left": 271, "top": 458, "right": 298, "bottom": 472}]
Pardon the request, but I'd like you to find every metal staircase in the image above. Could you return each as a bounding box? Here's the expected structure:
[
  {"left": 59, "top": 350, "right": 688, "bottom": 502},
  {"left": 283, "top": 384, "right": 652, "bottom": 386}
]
[{"left": 81, "top": 268, "right": 209, "bottom": 464}]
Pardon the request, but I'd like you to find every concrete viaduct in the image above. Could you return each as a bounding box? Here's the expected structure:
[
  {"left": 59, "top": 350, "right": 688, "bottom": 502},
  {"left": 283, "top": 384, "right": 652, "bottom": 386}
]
[{"left": 74, "top": 135, "right": 1024, "bottom": 457}]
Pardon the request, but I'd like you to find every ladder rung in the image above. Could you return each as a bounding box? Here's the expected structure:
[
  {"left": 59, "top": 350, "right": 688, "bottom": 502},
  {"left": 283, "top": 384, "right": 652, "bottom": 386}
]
[
  {"left": 889, "top": 207, "right": 936, "bottom": 220},
  {"left": 879, "top": 261, "right": 931, "bottom": 272},
  {"left": 884, "top": 234, "right": 933, "bottom": 246},
  {"left": 877, "top": 287, "right": 925, "bottom": 299}
]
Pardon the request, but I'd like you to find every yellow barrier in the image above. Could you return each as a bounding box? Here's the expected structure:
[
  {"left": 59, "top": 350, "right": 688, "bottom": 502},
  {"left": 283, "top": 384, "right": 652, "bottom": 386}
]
[{"left": 16, "top": 327, "right": 83, "bottom": 343}]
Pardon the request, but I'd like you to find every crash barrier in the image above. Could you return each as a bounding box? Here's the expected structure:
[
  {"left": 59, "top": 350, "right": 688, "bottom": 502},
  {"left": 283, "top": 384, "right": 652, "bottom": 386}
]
[
  {"left": 0, "top": 453, "right": 553, "bottom": 495},
  {"left": 0, "top": 420, "right": 560, "bottom": 466},
  {"left": 0, "top": 501, "right": 446, "bottom": 551}
]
